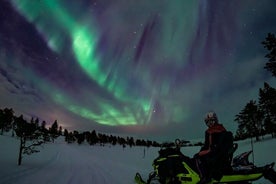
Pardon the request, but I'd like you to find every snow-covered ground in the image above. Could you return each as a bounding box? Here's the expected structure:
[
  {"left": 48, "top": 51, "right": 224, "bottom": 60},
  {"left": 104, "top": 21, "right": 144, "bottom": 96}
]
[{"left": 0, "top": 134, "right": 275, "bottom": 184}]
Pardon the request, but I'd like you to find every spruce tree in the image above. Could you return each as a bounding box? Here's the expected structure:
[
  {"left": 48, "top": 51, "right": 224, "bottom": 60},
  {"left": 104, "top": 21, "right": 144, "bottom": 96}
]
[{"left": 262, "top": 33, "right": 276, "bottom": 77}]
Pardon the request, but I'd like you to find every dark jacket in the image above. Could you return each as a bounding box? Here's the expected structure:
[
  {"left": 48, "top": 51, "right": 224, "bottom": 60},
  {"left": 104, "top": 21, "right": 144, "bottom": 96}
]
[
  {"left": 199, "top": 123, "right": 226, "bottom": 157},
  {"left": 197, "top": 123, "right": 233, "bottom": 180}
]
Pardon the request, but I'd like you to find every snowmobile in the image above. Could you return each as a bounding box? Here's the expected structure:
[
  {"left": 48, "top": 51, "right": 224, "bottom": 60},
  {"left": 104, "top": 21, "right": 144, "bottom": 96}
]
[{"left": 135, "top": 139, "right": 276, "bottom": 184}]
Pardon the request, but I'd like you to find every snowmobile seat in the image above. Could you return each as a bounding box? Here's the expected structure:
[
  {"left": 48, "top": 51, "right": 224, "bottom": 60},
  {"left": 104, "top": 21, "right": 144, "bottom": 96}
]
[{"left": 211, "top": 131, "right": 235, "bottom": 179}]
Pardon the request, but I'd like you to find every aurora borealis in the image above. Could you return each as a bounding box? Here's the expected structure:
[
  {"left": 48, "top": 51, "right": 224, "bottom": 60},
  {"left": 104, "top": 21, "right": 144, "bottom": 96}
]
[{"left": 0, "top": 0, "right": 276, "bottom": 140}]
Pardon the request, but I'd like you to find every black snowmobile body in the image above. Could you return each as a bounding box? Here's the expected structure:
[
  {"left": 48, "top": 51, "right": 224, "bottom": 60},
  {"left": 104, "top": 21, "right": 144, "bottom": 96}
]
[{"left": 135, "top": 142, "right": 276, "bottom": 184}]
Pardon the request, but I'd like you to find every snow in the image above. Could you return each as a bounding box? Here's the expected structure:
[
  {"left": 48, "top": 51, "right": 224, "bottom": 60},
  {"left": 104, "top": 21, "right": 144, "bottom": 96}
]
[{"left": 0, "top": 134, "right": 275, "bottom": 184}]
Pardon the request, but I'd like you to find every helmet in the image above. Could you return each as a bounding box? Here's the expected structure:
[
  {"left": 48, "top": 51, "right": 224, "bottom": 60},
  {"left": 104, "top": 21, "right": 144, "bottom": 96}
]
[{"left": 204, "top": 111, "right": 218, "bottom": 124}]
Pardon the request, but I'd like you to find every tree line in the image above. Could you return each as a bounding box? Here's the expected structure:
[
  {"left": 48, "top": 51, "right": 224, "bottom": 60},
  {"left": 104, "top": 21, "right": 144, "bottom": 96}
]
[
  {"left": 234, "top": 33, "right": 276, "bottom": 141},
  {"left": 63, "top": 129, "right": 161, "bottom": 148},
  {"left": 0, "top": 108, "right": 163, "bottom": 165},
  {"left": 0, "top": 108, "right": 62, "bottom": 165}
]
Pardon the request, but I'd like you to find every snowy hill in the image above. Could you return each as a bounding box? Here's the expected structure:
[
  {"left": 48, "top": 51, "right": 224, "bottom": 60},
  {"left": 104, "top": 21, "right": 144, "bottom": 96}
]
[{"left": 0, "top": 135, "right": 275, "bottom": 184}]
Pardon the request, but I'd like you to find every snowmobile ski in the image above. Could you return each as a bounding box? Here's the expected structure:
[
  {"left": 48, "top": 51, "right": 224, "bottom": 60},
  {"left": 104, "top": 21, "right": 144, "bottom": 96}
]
[{"left": 135, "top": 173, "right": 147, "bottom": 184}]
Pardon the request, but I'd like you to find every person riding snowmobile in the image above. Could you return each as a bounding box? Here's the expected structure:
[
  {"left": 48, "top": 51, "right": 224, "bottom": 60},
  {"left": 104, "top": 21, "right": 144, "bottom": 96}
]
[
  {"left": 135, "top": 111, "right": 276, "bottom": 184},
  {"left": 195, "top": 111, "right": 231, "bottom": 184}
]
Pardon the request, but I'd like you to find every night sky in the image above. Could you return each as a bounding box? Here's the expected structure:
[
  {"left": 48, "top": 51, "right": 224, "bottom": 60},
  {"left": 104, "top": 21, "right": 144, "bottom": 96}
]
[{"left": 0, "top": 0, "right": 276, "bottom": 141}]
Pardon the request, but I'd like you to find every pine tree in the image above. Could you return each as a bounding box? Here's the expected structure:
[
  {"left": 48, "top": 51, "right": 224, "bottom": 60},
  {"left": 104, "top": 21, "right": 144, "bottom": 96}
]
[
  {"left": 0, "top": 108, "right": 14, "bottom": 134},
  {"left": 259, "top": 82, "right": 276, "bottom": 137},
  {"left": 235, "top": 100, "right": 264, "bottom": 141},
  {"left": 14, "top": 115, "right": 46, "bottom": 165},
  {"left": 0, "top": 109, "right": 4, "bottom": 134},
  {"left": 49, "top": 120, "right": 59, "bottom": 142},
  {"left": 262, "top": 33, "right": 276, "bottom": 77},
  {"left": 89, "top": 130, "right": 98, "bottom": 145}
]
